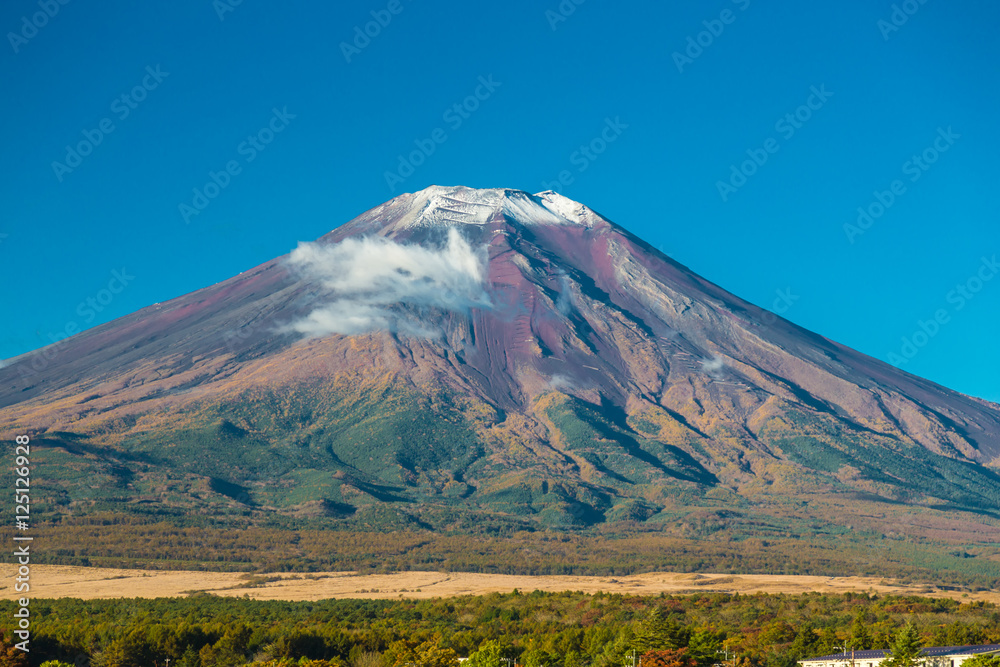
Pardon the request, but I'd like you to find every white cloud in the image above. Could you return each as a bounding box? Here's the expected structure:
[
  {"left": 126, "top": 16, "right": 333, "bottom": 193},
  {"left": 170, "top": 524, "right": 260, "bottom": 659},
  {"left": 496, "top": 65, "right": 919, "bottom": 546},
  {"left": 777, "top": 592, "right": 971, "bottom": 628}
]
[
  {"left": 555, "top": 271, "right": 575, "bottom": 315},
  {"left": 285, "top": 227, "right": 490, "bottom": 337},
  {"left": 701, "top": 354, "right": 725, "bottom": 374},
  {"left": 548, "top": 374, "right": 578, "bottom": 392}
]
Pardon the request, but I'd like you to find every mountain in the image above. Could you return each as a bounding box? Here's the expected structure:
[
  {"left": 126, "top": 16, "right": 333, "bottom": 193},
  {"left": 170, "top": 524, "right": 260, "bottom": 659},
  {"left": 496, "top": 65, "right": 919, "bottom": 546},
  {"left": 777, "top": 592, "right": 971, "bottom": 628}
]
[{"left": 3, "top": 185, "right": 1000, "bottom": 576}]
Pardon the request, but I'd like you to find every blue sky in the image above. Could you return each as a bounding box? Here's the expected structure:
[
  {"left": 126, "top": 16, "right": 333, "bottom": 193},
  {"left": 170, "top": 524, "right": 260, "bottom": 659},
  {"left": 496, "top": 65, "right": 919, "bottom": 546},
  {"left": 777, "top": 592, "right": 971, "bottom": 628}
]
[{"left": 2, "top": 0, "right": 998, "bottom": 402}]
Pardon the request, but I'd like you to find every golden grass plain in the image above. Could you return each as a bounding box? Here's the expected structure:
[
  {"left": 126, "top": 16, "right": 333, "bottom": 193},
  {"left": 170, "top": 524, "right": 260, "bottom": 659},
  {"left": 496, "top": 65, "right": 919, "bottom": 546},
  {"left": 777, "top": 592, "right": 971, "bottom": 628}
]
[{"left": 1, "top": 565, "right": 997, "bottom": 603}]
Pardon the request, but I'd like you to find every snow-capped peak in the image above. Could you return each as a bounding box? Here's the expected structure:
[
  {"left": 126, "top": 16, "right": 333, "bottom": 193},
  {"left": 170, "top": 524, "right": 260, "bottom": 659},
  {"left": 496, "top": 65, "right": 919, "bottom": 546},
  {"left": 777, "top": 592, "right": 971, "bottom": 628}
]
[
  {"left": 533, "top": 190, "right": 595, "bottom": 225},
  {"left": 391, "top": 185, "right": 598, "bottom": 229}
]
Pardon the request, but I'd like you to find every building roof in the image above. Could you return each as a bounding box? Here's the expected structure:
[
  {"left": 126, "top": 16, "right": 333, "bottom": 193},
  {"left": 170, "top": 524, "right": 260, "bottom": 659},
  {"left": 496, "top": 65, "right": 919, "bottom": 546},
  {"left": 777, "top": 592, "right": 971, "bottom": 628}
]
[{"left": 805, "top": 645, "right": 1000, "bottom": 662}]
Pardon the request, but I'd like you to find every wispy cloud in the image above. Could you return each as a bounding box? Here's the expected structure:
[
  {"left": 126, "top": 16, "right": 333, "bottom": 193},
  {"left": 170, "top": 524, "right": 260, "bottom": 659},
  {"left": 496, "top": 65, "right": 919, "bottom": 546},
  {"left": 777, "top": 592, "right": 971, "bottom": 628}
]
[
  {"left": 701, "top": 354, "right": 725, "bottom": 374},
  {"left": 555, "top": 271, "right": 575, "bottom": 315},
  {"left": 547, "top": 374, "right": 578, "bottom": 392},
  {"left": 285, "top": 228, "right": 490, "bottom": 337}
]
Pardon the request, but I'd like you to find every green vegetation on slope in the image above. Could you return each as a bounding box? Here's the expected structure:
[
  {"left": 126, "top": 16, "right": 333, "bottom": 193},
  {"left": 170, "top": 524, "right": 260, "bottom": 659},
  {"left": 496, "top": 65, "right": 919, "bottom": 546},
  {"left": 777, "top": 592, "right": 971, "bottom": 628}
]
[
  {"left": 5, "top": 591, "right": 1000, "bottom": 667},
  {"left": 13, "top": 385, "right": 1000, "bottom": 587}
]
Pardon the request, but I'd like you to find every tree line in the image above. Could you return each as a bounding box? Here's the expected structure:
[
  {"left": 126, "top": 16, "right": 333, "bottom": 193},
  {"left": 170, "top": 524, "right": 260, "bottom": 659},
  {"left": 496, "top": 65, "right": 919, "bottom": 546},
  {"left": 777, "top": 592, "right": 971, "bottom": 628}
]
[{"left": 1, "top": 591, "right": 998, "bottom": 667}]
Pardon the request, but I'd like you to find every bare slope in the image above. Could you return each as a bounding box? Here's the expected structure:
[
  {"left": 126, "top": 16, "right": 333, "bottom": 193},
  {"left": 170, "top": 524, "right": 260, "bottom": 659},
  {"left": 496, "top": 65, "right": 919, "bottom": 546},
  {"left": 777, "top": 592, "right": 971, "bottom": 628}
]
[{"left": 2, "top": 186, "right": 1000, "bottom": 565}]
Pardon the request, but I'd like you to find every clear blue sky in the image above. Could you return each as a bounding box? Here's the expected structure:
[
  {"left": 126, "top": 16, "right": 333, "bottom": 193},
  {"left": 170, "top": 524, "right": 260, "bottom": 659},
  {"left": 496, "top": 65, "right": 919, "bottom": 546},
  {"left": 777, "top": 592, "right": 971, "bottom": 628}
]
[{"left": 2, "top": 0, "right": 998, "bottom": 402}]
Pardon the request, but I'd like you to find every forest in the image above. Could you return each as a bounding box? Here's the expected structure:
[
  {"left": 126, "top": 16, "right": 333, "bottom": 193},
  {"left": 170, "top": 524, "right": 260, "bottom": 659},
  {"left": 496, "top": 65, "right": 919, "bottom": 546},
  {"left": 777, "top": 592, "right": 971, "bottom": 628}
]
[
  {"left": 3, "top": 590, "right": 1000, "bottom": 667},
  {"left": 23, "top": 514, "right": 1000, "bottom": 592}
]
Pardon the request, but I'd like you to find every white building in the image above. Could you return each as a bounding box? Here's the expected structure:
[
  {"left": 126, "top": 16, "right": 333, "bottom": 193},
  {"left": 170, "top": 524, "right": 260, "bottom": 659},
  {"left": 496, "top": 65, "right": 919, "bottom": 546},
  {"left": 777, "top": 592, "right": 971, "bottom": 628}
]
[{"left": 800, "top": 645, "right": 1000, "bottom": 667}]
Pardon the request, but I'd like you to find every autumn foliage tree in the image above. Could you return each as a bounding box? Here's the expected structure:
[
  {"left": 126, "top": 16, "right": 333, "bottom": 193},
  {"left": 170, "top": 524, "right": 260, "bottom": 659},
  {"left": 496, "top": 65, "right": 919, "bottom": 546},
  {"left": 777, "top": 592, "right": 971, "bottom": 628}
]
[
  {"left": 0, "top": 631, "right": 27, "bottom": 667},
  {"left": 641, "top": 648, "right": 696, "bottom": 667}
]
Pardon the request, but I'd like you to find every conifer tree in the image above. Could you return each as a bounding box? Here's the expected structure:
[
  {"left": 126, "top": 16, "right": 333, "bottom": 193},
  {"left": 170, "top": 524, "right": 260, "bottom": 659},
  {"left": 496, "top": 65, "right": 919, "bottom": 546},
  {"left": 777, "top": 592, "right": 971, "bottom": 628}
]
[{"left": 882, "top": 623, "right": 923, "bottom": 667}]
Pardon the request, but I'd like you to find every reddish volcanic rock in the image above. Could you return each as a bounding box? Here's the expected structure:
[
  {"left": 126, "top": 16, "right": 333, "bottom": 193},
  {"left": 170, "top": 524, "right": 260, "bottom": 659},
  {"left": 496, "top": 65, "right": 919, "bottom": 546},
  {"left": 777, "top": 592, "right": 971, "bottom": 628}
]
[{"left": 2, "top": 186, "right": 999, "bottom": 523}]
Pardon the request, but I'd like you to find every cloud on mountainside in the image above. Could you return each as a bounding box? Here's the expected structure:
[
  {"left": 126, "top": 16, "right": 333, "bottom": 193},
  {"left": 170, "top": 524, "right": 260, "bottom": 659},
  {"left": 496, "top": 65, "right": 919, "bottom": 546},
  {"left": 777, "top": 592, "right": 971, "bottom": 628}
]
[
  {"left": 547, "top": 374, "right": 578, "bottom": 392},
  {"left": 555, "top": 271, "right": 575, "bottom": 315},
  {"left": 701, "top": 354, "right": 726, "bottom": 374},
  {"left": 285, "top": 228, "right": 490, "bottom": 337}
]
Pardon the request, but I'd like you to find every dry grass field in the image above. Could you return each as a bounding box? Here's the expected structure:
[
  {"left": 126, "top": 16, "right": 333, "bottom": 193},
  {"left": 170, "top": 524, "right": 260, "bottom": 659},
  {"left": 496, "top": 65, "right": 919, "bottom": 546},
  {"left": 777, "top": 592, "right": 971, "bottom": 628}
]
[{"left": 2, "top": 565, "right": 997, "bottom": 602}]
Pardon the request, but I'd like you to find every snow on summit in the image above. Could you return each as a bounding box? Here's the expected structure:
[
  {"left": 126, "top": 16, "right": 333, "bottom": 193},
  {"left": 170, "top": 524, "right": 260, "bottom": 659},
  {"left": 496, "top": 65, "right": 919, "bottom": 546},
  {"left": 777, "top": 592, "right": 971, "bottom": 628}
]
[
  {"left": 535, "top": 190, "right": 596, "bottom": 225},
  {"left": 392, "top": 185, "right": 598, "bottom": 229}
]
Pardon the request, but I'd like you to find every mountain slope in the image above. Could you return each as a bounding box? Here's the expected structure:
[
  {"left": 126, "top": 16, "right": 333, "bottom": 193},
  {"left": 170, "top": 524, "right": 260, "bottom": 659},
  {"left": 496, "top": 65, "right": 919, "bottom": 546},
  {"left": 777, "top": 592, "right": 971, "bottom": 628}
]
[{"left": 2, "top": 185, "right": 1000, "bottom": 559}]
